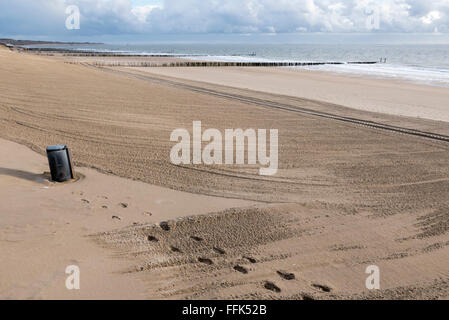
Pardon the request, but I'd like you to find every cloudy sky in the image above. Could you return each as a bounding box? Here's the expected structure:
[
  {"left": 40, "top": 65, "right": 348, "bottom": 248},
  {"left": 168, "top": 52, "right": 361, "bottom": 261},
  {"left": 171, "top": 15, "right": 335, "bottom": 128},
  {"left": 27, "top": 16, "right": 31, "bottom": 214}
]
[{"left": 0, "top": 0, "right": 448, "bottom": 39}]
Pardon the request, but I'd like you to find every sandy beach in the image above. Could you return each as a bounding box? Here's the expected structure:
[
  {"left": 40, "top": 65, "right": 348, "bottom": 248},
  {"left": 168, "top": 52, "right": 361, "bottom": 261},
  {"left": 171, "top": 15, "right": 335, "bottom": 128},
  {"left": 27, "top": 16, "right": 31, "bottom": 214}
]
[
  {"left": 1, "top": 45, "right": 449, "bottom": 299},
  {"left": 137, "top": 65, "right": 449, "bottom": 123}
]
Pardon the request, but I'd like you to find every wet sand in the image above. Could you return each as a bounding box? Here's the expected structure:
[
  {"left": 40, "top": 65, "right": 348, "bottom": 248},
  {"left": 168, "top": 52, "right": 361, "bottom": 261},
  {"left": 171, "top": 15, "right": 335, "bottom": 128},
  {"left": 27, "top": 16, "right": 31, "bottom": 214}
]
[
  {"left": 138, "top": 65, "right": 449, "bottom": 123},
  {"left": 1, "top": 46, "right": 449, "bottom": 299}
]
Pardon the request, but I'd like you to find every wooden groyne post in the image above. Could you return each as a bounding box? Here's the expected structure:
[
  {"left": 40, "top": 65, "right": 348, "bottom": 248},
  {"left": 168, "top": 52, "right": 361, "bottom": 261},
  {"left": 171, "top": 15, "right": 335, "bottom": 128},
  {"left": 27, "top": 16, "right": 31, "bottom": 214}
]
[{"left": 89, "top": 61, "right": 379, "bottom": 68}]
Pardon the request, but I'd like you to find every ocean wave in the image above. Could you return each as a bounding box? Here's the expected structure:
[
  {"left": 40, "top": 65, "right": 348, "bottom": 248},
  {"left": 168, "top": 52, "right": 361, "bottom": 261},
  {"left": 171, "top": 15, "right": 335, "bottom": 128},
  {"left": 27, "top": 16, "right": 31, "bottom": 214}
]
[{"left": 295, "top": 63, "right": 449, "bottom": 87}]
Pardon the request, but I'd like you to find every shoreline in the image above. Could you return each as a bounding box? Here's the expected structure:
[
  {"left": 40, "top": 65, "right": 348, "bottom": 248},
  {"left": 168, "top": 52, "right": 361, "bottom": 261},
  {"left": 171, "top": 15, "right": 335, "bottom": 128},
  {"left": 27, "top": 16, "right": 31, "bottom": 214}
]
[
  {"left": 14, "top": 43, "right": 449, "bottom": 89},
  {"left": 25, "top": 44, "right": 446, "bottom": 121},
  {"left": 288, "top": 64, "right": 449, "bottom": 89}
]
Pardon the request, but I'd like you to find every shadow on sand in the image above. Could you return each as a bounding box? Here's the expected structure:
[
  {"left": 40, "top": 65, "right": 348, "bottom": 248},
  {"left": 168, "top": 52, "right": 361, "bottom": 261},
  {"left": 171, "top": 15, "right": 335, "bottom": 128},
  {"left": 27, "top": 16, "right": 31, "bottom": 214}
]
[{"left": 0, "top": 167, "right": 49, "bottom": 183}]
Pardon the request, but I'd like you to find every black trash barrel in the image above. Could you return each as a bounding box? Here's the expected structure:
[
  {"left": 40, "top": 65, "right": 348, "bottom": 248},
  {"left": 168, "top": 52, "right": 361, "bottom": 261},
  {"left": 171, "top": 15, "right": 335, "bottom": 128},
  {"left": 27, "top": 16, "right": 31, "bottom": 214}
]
[{"left": 46, "top": 145, "right": 74, "bottom": 182}]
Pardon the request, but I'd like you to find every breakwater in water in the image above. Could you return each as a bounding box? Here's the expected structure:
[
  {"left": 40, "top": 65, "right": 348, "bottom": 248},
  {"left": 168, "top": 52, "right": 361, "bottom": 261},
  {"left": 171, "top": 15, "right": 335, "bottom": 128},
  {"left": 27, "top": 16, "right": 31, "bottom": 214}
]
[{"left": 83, "top": 61, "right": 378, "bottom": 67}]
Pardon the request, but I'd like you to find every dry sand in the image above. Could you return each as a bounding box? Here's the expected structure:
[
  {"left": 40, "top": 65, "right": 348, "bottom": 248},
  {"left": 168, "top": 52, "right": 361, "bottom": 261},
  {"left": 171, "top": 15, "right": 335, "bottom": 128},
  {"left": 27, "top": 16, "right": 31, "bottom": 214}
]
[
  {"left": 0, "top": 138, "right": 252, "bottom": 299},
  {"left": 1, "top": 46, "right": 449, "bottom": 299}
]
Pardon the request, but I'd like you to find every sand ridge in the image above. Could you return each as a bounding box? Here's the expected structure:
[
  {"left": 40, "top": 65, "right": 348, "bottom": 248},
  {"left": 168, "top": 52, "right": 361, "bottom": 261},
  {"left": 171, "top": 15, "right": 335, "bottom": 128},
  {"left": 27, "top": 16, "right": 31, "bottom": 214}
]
[{"left": 95, "top": 203, "right": 449, "bottom": 299}]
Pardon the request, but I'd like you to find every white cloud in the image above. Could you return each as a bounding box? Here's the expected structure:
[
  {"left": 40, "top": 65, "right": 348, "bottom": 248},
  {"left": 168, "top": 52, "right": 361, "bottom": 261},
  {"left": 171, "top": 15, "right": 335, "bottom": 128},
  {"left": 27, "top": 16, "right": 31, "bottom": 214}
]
[
  {"left": 421, "top": 11, "right": 442, "bottom": 24},
  {"left": 1, "top": 0, "right": 449, "bottom": 36},
  {"left": 140, "top": 0, "right": 449, "bottom": 33},
  {"left": 131, "top": 4, "right": 162, "bottom": 23}
]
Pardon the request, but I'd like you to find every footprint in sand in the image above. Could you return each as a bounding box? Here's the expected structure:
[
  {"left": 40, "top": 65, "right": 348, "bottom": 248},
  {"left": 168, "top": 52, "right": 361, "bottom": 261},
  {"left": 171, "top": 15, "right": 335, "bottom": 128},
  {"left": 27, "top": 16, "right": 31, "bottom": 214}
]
[
  {"left": 81, "top": 199, "right": 90, "bottom": 204},
  {"left": 277, "top": 270, "right": 295, "bottom": 280},
  {"left": 159, "top": 221, "right": 170, "bottom": 231},
  {"left": 233, "top": 265, "right": 248, "bottom": 274},
  {"left": 191, "top": 236, "right": 204, "bottom": 242},
  {"left": 213, "top": 247, "right": 226, "bottom": 255},
  {"left": 198, "top": 257, "right": 213, "bottom": 265},
  {"left": 243, "top": 256, "right": 257, "bottom": 263},
  {"left": 312, "top": 283, "right": 332, "bottom": 293},
  {"left": 170, "top": 246, "right": 182, "bottom": 253},
  {"left": 147, "top": 235, "right": 159, "bottom": 242},
  {"left": 264, "top": 281, "right": 281, "bottom": 293},
  {"left": 120, "top": 203, "right": 128, "bottom": 208}
]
